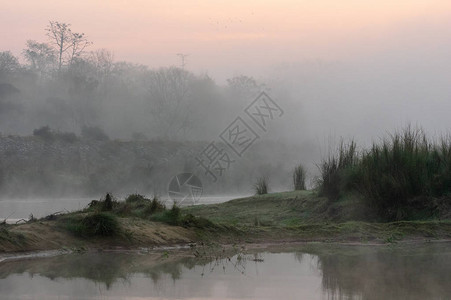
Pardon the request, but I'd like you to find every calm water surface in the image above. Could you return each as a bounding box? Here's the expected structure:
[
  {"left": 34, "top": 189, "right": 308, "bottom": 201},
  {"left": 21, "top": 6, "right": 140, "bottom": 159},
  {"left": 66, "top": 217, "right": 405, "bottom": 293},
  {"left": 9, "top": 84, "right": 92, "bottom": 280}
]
[{"left": 1, "top": 243, "right": 450, "bottom": 300}]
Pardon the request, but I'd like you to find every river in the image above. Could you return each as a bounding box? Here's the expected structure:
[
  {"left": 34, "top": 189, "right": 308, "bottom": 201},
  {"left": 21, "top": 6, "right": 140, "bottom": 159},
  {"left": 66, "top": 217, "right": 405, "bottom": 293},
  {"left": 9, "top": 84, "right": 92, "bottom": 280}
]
[{"left": 0, "top": 243, "right": 450, "bottom": 299}]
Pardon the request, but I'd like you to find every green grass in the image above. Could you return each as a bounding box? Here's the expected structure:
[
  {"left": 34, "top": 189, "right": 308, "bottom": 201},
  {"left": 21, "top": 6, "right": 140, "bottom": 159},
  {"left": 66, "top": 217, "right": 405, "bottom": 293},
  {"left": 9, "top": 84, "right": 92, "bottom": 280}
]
[
  {"left": 0, "top": 226, "right": 26, "bottom": 246},
  {"left": 318, "top": 127, "right": 451, "bottom": 221},
  {"left": 182, "top": 190, "right": 451, "bottom": 242},
  {"left": 293, "top": 164, "right": 307, "bottom": 191},
  {"left": 184, "top": 191, "right": 340, "bottom": 226},
  {"left": 150, "top": 204, "right": 216, "bottom": 228},
  {"left": 185, "top": 191, "right": 364, "bottom": 227},
  {"left": 318, "top": 140, "right": 357, "bottom": 202},
  {"left": 86, "top": 194, "right": 166, "bottom": 219},
  {"left": 254, "top": 176, "right": 269, "bottom": 195},
  {"left": 62, "top": 212, "right": 120, "bottom": 237}
]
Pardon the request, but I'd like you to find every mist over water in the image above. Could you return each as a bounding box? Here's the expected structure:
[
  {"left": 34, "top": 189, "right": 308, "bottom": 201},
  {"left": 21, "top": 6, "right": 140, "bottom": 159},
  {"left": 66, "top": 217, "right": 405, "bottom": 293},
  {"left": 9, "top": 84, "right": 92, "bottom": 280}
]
[
  {"left": 1, "top": 1, "right": 451, "bottom": 199},
  {"left": 1, "top": 2, "right": 451, "bottom": 300}
]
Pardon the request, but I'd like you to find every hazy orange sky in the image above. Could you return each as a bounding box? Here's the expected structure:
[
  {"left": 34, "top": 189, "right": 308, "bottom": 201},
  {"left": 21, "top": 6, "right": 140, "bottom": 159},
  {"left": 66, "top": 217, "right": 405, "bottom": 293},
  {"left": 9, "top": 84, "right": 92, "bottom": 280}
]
[{"left": 2, "top": 0, "right": 451, "bottom": 80}]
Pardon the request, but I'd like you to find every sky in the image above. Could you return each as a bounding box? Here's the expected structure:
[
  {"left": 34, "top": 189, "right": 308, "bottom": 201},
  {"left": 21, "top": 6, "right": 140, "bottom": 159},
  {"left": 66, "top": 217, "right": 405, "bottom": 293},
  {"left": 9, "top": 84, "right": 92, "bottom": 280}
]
[{"left": 1, "top": 0, "right": 451, "bottom": 81}]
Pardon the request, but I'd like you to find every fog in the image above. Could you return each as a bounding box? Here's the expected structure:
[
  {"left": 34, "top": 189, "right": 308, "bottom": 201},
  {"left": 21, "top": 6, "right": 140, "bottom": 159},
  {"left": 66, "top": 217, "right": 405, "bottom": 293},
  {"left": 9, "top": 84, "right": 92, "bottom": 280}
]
[{"left": 1, "top": 1, "right": 451, "bottom": 199}]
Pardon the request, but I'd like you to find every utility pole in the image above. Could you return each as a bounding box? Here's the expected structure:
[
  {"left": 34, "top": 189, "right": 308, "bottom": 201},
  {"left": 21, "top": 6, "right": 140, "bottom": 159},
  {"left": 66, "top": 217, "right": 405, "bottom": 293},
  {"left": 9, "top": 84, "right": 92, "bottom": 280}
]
[{"left": 176, "top": 53, "right": 188, "bottom": 69}]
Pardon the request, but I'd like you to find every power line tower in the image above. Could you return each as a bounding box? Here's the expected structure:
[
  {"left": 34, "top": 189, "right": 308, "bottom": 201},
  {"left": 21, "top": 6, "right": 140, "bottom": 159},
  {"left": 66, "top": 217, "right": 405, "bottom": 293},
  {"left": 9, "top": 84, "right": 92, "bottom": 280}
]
[{"left": 176, "top": 53, "right": 189, "bottom": 69}]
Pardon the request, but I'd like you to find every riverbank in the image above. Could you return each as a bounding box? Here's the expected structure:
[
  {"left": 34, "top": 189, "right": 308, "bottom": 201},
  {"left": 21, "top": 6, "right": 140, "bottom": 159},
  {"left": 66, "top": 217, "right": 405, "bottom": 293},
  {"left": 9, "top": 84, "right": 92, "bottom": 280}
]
[{"left": 1, "top": 191, "right": 451, "bottom": 254}]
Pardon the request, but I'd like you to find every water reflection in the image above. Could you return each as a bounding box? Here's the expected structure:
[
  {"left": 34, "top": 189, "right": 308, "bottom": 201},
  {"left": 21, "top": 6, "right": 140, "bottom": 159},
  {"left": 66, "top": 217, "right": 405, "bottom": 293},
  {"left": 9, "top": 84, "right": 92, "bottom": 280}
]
[
  {"left": 299, "top": 243, "right": 451, "bottom": 300},
  {"left": 0, "top": 243, "right": 450, "bottom": 299}
]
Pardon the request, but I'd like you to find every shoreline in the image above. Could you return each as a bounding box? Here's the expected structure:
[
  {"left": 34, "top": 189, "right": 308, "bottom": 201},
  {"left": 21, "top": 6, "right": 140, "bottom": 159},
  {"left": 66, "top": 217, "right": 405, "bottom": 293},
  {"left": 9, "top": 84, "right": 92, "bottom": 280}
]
[
  {"left": 2, "top": 191, "right": 451, "bottom": 255},
  {"left": 2, "top": 238, "right": 451, "bottom": 264}
]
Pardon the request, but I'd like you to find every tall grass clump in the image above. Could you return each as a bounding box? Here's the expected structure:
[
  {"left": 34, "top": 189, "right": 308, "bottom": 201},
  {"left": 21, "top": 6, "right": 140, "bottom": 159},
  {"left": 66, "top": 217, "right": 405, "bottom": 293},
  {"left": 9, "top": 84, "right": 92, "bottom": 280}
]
[
  {"left": 293, "top": 164, "right": 307, "bottom": 190},
  {"left": 254, "top": 176, "right": 269, "bottom": 195},
  {"left": 319, "top": 126, "right": 451, "bottom": 220},
  {"left": 318, "top": 140, "right": 357, "bottom": 201},
  {"left": 350, "top": 127, "right": 451, "bottom": 220}
]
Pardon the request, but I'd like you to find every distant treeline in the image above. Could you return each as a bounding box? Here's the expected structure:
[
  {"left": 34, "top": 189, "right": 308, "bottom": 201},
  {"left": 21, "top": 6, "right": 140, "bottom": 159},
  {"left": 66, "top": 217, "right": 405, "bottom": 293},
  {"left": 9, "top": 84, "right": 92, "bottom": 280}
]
[{"left": 0, "top": 21, "right": 269, "bottom": 141}]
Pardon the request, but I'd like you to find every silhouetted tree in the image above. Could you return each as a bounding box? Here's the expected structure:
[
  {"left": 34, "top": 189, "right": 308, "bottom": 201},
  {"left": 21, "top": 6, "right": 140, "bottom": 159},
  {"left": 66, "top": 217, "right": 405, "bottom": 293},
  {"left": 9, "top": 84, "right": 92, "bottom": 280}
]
[
  {"left": 145, "top": 67, "right": 195, "bottom": 139},
  {"left": 226, "top": 75, "right": 263, "bottom": 100},
  {"left": 23, "top": 40, "right": 56, "bottom": 77},
  {"left": 46, "top": 21, "right": 91, "bottom": 71},
  {"left": 0, "top": 51, "right": 20, "bottom": 77}
]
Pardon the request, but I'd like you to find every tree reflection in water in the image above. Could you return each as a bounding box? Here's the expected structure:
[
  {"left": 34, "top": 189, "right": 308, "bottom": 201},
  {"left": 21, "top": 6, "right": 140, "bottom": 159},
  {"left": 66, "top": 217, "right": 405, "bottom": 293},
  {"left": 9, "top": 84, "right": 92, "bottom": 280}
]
[{"left": 0, "top": 243, "right": 450, "bottom": 299}]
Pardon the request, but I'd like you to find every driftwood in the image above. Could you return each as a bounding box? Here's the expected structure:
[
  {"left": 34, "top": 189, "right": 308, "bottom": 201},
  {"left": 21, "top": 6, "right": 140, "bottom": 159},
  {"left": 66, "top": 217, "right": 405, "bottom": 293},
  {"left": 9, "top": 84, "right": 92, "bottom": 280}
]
[
  {"left": 1, "top": 212, "right": 15, "bottom": 225},
  {"left": 43, "top": 211, "right": 65, "bottom": 221}
]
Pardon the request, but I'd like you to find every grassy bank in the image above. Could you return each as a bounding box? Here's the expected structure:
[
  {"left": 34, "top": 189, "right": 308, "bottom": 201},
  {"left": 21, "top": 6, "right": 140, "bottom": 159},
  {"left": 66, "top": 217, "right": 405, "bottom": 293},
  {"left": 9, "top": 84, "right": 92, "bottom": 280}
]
[
  {"left": 183, "top": 190, "right": 451, "bottom": 243},
  {"left": 2, "top": 190, "right": 451, "bottom": 253},
  {"left": 0, "top": 194, "right": 212, "bottom": 253}
]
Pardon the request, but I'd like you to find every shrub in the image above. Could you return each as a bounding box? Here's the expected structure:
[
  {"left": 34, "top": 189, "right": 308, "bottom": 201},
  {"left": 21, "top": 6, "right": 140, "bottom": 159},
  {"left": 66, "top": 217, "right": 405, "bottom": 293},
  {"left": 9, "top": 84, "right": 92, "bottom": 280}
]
[
  {"left": 293, "top": 164, "right": 307, "bottom": 190},
  {"left": 81, "top": 126, "right": 109, "bottom": 141},
  {"left": 65, "top": 212, "right": 119, "bottom": 237},
  {"left": 254, "top": 176, "right": 268, "bottom": 195},
  {"left": 125, "top": 193, "right": 147, "bottom": 204},
  {"left": 151, "top": 203, "right": 181, "bottom": 225},
  {"left": 180, "top": 214, "right": 215, "bottom": 228},
  {"left": 33, "top": 126, "right": 54, "bottom": 141},
  {"left": 144, "top": 196, "right": 166, "bottom": 215},
  {"left": 103, "top": 193, "right": 113, "bottom": 211},
  {"left": 166, "top": 204, "right": 182, "bottom": 225},
  {"left": 55, "top": 131, "right": 78, "bottom": 143}
]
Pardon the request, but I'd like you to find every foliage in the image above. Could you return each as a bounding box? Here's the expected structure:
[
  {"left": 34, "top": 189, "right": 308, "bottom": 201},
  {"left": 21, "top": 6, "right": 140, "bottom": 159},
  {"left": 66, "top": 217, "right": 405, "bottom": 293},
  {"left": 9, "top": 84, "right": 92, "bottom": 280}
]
[
  {"left": 125, "top": 193, "right": 147, "bottom": 204},
  {"left": 254, "top": 176, "right": 269, "bottom": 195},
  {"left": 144, "top": 196, "right": 166, "bottom": 215},
  {"left": 318, "top": 127, "right": 451, "bottom": 221},
  {"left": 0, "top": 51, "right": 21, "bottom": 74},
  {"left": 65, "top": 212, "right": 119, "bottom": 237},
  {"left": 81, "top": 126, "right": 110, "bottom": 141},
  {"left": 318, "top": 140, "right": 357, "bottom": 202},
  {"left": 103, "top": 193, "right": 113, "bottom": 211},
  {"left": 293, "top": 164, "right": 307, "bottom": 191},
  {"left": 179, "top": 214, "right": 215, "bottom": 228},
  {"left": 33, "top": 126, "right": 54, "bottom": 141},
  {"left": 32, "top": 126, "right": 78, "bottom": 143}
]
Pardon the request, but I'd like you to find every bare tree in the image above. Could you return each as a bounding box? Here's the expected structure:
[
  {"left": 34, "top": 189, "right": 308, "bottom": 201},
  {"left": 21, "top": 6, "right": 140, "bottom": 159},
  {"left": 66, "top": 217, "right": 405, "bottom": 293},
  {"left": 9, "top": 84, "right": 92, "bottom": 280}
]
[
  {"left": 68, "top": 32, "right": 91, "bottom": 66},
  {"left": 46, "top": 21, "right": 91, "bottom": 71}
]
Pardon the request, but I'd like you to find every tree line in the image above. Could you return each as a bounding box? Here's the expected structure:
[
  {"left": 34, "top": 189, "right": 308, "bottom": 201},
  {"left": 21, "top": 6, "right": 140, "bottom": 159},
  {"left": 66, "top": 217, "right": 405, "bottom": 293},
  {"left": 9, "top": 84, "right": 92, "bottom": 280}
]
[{"left": 0, "top": 21, "right": 265, "bottom": 140}]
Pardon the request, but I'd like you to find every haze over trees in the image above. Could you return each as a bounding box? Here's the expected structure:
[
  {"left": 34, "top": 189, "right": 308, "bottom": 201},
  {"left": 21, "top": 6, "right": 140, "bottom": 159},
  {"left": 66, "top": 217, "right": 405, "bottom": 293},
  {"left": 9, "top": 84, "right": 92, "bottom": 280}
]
[
  {"left": 0, "top": 21, "right": 305, "bottom": 197},
  {"left": 0, "top": 21, "right": 272, "bottom": 142}
]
